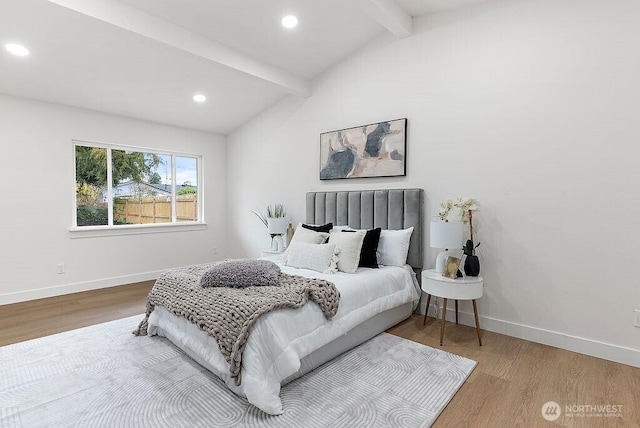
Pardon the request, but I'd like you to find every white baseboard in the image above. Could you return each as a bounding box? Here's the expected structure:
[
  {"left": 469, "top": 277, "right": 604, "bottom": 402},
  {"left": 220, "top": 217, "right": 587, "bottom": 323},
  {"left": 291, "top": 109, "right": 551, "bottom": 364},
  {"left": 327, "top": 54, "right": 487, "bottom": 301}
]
[
  {"left": 0, "top": 270, "right": 165, "bottom": 306},
  {"left": 422, "top": 300, "right": 640, "bottom": 369}
]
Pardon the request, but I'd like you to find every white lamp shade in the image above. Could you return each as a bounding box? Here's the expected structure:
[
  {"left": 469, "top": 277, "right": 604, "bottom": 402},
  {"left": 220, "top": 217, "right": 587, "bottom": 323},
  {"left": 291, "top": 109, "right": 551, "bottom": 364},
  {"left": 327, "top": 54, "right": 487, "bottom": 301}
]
[
  {"left": 430, "top": 220, "right": 465, "bottom": 249},
  {"left": 267, "top": 217, "right": 287, "bottom": 234},
  {"left": 431, "top": 220, "right": 465, "bottom": 273}
]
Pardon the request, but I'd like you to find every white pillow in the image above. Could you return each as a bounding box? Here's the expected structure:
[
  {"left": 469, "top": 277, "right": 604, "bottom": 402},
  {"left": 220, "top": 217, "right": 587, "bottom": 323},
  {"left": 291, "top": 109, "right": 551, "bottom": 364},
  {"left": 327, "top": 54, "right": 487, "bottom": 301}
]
[
  {"left": 328, "top": 229, "right": 366, "bottom": 273},
  {"left": 284, "top": 242, "right": 339, "bottom": 274},
  {"left": 376, "top": 227, "right": 414, "bottom": 267},
  {"left": 288, "top": 224, "right": 330, "bottom": 246},
  {"left": 284, "top": 225, "right": 329, "bottom": 262}
]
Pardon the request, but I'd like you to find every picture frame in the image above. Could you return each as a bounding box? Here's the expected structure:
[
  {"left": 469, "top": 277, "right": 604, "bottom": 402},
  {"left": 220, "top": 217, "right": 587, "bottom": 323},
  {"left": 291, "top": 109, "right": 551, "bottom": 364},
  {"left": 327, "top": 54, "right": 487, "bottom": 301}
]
[
  {"left": 319, "top": 118, "right": 407, "bottom": 180},
  {"left": 442, "top": 256, "right": 462, "bottom": 279}
]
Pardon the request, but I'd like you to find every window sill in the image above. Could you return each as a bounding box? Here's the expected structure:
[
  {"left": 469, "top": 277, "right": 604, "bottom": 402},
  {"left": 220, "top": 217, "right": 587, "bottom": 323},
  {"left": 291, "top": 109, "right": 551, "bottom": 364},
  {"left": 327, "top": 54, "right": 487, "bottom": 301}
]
[{"left": 69, "top": 222, "right": 207, "bottom": 239}]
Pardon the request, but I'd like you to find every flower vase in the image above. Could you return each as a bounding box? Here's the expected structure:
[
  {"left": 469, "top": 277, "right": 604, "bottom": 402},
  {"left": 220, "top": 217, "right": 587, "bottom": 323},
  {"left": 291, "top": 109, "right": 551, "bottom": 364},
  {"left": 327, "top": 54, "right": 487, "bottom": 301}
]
[{"left": 464, "top": 255, "right": 480, "bottom": 277}]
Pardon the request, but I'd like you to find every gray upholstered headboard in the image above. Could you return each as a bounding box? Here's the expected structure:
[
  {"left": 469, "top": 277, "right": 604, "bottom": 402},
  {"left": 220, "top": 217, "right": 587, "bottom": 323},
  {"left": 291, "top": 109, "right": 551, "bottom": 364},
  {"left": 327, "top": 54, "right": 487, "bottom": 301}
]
[{"left": 306, "top": 189, "right": 423, "bottom": 270}]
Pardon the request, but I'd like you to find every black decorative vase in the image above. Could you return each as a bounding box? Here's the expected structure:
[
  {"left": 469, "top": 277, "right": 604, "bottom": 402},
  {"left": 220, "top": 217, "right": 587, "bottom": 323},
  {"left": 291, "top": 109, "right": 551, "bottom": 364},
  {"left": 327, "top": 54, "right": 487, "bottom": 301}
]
[{"left": 464, "top": 255, "right": 480, "bottom": 277}]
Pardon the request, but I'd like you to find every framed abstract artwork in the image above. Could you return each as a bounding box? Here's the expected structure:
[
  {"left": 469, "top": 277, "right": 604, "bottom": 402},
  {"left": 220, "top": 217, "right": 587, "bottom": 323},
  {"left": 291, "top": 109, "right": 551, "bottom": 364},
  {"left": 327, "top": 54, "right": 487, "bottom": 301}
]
[{"left": 319, "top": 118, "right": 407, "bottom": 180}]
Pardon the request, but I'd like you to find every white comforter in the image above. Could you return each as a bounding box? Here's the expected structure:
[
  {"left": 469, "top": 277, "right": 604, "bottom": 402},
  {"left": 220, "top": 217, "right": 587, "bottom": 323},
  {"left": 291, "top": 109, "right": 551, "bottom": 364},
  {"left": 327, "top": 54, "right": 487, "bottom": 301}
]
[{"left": 147, "top": 261, "right": 419, "bottom": 415}]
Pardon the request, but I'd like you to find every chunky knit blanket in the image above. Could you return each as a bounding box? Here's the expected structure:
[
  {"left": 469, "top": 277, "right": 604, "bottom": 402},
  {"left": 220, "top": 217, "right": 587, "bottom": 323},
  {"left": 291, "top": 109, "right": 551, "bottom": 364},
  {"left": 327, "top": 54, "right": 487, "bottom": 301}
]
[{"left": 133, "top": 263, "right": 340, "bottom": 385}]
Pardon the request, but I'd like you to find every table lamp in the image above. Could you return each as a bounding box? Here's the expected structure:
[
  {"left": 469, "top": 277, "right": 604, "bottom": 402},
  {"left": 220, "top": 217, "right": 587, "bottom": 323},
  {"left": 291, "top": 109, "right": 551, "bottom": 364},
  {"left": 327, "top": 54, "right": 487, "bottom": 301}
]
[{"left": 430, "top": 219, "right": 464, "bottom": 273}]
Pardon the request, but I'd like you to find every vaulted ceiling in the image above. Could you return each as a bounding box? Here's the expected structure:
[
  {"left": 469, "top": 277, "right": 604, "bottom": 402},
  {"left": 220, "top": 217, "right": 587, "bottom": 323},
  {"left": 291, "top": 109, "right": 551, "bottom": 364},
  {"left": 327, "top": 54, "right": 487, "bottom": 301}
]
[{"left": 0, "top": 0, "right": 490, "bottom": 134}]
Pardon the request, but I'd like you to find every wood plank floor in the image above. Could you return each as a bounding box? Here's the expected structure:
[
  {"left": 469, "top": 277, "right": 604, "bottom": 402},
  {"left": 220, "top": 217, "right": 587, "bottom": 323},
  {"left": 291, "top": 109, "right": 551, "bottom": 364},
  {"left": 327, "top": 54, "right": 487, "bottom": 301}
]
[
  {"left": 388, "top": 317, "right": 639, "bottom": 427},
  {"left": 0, "top": 281, "right": 153, "bottom": 347},
  {"left": 1, "top": 283, "right": 638, "bottom": 427}
]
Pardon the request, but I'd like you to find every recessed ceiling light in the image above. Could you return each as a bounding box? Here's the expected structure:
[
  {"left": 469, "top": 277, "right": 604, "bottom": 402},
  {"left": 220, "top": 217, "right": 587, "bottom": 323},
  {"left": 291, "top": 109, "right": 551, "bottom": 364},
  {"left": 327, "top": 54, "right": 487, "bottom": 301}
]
[
  {"left": 281, "top": 15, "right": 298, "bottom": 29},
  {"left": 193, "top": 94, "right": 206, "bottom": 103},
  {"left": 5, "top": 43, "right": 29, "bottom": 57}
]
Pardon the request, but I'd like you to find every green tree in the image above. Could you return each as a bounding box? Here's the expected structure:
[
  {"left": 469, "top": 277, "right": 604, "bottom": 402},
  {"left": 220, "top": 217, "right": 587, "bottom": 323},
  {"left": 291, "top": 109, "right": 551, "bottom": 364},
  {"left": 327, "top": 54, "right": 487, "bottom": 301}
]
[
  {"left": 149, "top": 171, "right": 162, "bottom": 184},
  {"left": 75, "top": 146, "right": 163, "bottom": 187},
  {"left": 75, "top": 146, "right": 107, "bottom": 187}
]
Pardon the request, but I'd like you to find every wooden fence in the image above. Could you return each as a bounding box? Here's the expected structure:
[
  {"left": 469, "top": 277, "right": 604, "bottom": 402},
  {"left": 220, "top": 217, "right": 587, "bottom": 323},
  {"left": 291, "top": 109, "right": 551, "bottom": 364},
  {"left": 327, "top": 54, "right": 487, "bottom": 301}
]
[{"left": 114, "top": 196, "right": 197, "bottom": 224}]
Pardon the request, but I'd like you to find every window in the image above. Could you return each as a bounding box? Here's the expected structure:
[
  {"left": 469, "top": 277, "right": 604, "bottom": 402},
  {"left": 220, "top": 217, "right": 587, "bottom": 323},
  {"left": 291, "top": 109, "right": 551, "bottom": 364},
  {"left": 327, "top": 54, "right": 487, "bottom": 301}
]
[{"left": 74, "top": 141, "right": 202, "bottom": 229}]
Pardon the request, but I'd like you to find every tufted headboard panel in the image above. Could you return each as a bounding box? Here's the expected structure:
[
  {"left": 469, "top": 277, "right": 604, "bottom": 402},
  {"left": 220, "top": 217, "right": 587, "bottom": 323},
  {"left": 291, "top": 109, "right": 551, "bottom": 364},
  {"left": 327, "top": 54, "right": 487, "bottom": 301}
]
[{"left": 306, "top": 189, "right": 423, "bottom": 270}]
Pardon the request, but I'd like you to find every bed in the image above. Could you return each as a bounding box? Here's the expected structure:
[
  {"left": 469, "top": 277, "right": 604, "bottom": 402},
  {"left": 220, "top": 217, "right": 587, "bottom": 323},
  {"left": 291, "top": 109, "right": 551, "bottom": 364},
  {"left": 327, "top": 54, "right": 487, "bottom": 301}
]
[{"left": 144, "top": 188, "right": 424, "bottom": 415}]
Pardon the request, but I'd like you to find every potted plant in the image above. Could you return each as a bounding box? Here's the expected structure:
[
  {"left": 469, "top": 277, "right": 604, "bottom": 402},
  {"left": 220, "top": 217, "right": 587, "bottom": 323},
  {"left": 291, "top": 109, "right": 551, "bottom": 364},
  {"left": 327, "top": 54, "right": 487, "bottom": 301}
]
[
  {"left": 252, "top": 204, "right": 288, "bottom": 251},
  {"left": 462, "top": 211, "right": 481, "bottom": 276},
  {"left": 439, "top": 197, "right": 481, "bottom": 276}
]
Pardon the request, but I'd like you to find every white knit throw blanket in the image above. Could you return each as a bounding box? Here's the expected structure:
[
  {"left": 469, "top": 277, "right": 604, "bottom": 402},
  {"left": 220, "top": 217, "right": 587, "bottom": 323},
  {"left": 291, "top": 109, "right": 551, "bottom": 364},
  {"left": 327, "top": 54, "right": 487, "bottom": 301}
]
[{"left": 133, "top": 263, "right": 340, "bottom": 385}]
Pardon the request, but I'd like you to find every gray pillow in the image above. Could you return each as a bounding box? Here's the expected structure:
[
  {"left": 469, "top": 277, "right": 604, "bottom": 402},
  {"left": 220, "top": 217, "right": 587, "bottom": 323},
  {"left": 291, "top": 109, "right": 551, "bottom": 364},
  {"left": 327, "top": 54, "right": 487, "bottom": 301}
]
[{"left": 200, "top": 259, "right": 281, "bottom": 288}]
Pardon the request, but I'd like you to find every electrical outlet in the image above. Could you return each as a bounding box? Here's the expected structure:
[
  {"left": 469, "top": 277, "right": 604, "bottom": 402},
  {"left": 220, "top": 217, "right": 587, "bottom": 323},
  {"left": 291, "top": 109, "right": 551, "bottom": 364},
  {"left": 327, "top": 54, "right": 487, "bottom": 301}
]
[
  {"left": 213, "top": 247, "right": 219, "bottom": 255},
  {"left": 634, "top": 310, "right": 640, "bottom": 328},
  {"left": 57, "top": 263, "right": 65, "bottom": 274}
]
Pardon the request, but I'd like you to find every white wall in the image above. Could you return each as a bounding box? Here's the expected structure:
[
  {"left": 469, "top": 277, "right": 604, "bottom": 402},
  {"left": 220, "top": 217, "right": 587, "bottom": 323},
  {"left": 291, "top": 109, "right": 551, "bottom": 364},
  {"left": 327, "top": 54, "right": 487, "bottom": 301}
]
[
  {"left": 227, "top": 0, "right": 640, "bottom": 366},
  {"left": 0, "top": 94, "right": 227, "bottom": 304}
]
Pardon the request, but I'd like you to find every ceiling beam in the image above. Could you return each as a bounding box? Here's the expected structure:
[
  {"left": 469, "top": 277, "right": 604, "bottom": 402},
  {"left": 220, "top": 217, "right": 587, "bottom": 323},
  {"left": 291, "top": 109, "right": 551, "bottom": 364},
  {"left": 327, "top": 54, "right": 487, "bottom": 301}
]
[
  {"left": 358, "top": 0, "right": 413, "bottom": 39},
  {"left": 47, "top": 0, "right": 311, "bottom": 97}
]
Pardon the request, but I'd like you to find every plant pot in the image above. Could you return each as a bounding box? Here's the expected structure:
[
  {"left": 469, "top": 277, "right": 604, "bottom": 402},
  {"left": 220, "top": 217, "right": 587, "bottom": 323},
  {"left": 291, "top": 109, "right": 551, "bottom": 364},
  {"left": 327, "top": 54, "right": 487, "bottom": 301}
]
[
  {"left": 267, "top": 217, "right": 287, "bottom": 235},
  {"left": 464, "top": 255, "right": 480, "bottom": 277}
]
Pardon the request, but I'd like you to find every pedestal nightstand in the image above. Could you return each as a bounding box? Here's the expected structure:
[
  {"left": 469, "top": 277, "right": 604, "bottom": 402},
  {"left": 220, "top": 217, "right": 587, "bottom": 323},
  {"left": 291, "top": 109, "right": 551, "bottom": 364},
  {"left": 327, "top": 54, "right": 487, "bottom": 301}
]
[{"left": 421, "top": 269, "right": 483, "bottom": 346}]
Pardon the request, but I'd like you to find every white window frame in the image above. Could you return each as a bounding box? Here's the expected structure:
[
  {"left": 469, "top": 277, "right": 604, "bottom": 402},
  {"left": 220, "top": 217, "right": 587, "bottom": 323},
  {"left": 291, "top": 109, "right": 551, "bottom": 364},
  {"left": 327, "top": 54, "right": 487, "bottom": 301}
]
[{"left": 71, "top": 139, "right": 205, "bottom": 237}]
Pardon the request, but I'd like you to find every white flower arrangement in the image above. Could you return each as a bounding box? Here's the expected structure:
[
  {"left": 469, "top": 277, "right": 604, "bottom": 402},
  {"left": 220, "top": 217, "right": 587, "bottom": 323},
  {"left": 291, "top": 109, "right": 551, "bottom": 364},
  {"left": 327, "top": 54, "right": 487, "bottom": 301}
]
[
  {"left": 438, "top": 197, "right": 478, "bottom": 223},
  {"left": 438, "top": 197, "right": 481, "bottom": 257}
]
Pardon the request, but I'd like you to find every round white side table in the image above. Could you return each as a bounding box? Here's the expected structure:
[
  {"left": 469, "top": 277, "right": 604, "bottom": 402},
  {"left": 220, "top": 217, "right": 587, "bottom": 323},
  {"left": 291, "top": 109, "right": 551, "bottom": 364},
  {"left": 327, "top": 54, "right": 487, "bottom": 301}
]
[{"left": 421, "top": 269, "right": 483, "bottom": 346}]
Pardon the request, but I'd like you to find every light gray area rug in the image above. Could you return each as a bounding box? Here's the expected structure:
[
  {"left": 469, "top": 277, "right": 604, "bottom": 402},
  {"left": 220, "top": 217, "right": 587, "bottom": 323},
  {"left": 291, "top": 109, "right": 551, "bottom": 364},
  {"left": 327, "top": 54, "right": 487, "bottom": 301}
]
[{"left": 0, "top": 315, "right": 476, "bottom": 427}]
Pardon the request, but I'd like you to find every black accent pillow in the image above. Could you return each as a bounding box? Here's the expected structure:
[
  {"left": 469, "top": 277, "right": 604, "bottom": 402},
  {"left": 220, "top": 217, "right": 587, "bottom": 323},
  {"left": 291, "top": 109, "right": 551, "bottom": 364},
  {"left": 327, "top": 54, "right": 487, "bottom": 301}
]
[
  {"left": 343, "top": 227, "right": 381, "bottom": 268},
  {"left": 302, "top": 222, "right": 333, "bottom": 233}
]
